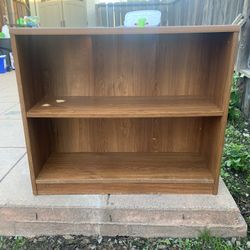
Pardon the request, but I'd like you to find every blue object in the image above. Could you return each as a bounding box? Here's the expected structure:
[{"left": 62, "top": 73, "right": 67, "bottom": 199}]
[{"left": 0, "top": 55, "right": 7, "bottom": 73}]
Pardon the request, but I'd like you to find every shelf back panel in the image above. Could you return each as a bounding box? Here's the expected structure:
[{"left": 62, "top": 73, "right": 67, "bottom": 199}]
[
  {"left": 50, "top": 118, "right": 202, "bottom": 153},
  {"left": 16, "top": 33, "right": 233, "bottom": 101}
]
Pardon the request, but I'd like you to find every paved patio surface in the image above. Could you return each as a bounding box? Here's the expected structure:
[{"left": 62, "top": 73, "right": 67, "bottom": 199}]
[{"left": 0, "top": 71, "right": 247, "bottom": 237}]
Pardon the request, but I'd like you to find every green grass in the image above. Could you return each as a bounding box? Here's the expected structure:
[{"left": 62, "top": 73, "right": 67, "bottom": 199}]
[
  {"left": 221, "top": 73, "right": 250, "bottom": 237},
  {"left": 0, "top": 233, "right": 249, "bottom": 250}
]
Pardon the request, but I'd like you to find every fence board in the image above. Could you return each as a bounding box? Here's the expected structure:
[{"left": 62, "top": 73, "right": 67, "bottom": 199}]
[
  {"left": 14, "top": 0, "right": 29, "bottom": 21},
  {"left": 0, "top": 0, "right": 6, "bottom": 28},
  {"left": 107, "top": 3, "right": 113, "bottom": 27},
  {"left": 114, "top": 3, "right": 121, "bottom": 26},
  {"left": 96, "top": 0, "right": 245, "bottom": 27}
]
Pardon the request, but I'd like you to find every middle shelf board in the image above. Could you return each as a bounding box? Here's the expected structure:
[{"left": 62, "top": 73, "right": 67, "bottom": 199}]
[{"left": 27, "top": 96, "right": 223, "bottom": 118}]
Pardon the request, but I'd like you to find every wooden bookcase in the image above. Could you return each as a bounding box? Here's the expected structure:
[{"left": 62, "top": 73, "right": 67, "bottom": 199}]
[{"left": 10, "top": 26, "right": 239, "bottom": 195}]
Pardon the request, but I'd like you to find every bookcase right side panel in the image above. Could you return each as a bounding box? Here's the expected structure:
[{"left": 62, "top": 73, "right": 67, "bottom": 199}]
[{"left": 201, "top": 32, "right": 239, "bottom": 194}]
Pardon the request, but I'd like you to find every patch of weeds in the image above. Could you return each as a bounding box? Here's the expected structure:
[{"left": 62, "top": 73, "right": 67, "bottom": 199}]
[
  {"left": 222, "top": 142, "right": 250, "bottom": 172},
  {"left": 0, "top": 236, "right": 27, "bottom": 250},
  {"left": 0, "top": 236, "right": 4, "bottom": 249},
  {"left": 0, "top": 235, "right": 249, "bottom": 250},
  {"left": 222, "top": 123, "right": 250, "bottom": 173},
  {"left": 221, "top": 73, "right": 250, "bottom": 237},
  {"left": 228, "top": 73, "right": 244, "bottom": 124},
  {"left": 196, "top": 230, "right": 233, "bottom": 250},
  {"left": 12, "top": 236, "right": 27, "bottom": 250}
]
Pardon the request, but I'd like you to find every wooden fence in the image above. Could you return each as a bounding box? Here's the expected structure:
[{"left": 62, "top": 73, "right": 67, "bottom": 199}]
[
  {"left": 0, "top": 0, "right": 29, "bottom": 27},
  {"left": 96, "top": 0, "right": 245, "bottom": 27},
  {"left": 13, "top": 0, "right": 30, "bottom": 21},
  {"left": 0, "top": 0, "right": 7, "bottom": 28}
]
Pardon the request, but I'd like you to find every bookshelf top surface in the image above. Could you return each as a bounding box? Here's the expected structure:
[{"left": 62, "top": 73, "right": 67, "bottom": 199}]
[{"left": 10, "top": 25, "right": 239, "bottom": 36}]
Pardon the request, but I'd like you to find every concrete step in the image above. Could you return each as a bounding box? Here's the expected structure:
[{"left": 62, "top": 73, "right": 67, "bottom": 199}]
[{"left": 0, "top": 155, "right": 247, "bottom": 238}]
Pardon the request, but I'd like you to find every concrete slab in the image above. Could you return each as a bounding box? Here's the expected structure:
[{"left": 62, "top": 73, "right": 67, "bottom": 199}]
[
  {"left": 0, "top": 71, "right": 18, "bottom": 88},
  {"left": 0, "top": 72, "right": 19, "bottom": 103},
  {"left": 0, "top": 155, "right": 247, "bottom": 238},
  {"left": 0, "top": 73, "right": 24, "bottom": 146},
  {"left": 0, "top": 103, "right": 17, "bottom": 115},
  {"left": 0, "top": 120, "right": 25, "bottom": 147},
  {"left": 0, "top": 148, "right": 26, "bottom": 181},
  {"left": 0, "top": 156, "right": 107, "bottom": 207},
  {"left": 0, "top": 103, "right": 22, "bottom": 120},
  {"left": 107, "top": 183, "right": 239, "bottom": 211},
  {"left": 0, "top": 95, "right": 19, "bottom": 103}
]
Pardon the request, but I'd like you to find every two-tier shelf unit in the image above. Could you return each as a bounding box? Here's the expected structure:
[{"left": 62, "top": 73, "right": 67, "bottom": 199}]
[{"left": 11, "top": 26, "right": 239, "bottom": 195}]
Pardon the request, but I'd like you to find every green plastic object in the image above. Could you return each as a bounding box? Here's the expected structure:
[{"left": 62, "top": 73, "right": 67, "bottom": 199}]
[
  {"left": 0, "top": 32, "right": 5, "bottom": 39},
  {"left": 16, "top": 17, "right": 25, "bottom": 27},
  {"left": 16, "top": 16, "right": 39, "bottom": 27},
  {"left": 137, "top": 18, "right": 147, "bottom": 27}
]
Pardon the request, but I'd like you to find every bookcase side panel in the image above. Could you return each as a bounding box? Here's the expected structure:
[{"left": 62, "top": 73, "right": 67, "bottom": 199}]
[
  {"left": 206, "top": 33, "right": 239, "bottom": 108},
  {"left": 11, "top": 35, "right": 52, "bottom": 194},
  {"left": 200, "top": 32, "right": 239, "bottom": 194}
]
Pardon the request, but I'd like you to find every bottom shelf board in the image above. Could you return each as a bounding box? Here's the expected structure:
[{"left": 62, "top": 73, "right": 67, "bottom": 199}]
[{"left": 35, "top": 152, "right": 214, "bottom": 194}]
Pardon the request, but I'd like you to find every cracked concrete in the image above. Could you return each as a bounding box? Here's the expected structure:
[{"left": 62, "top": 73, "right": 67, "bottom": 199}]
[{"left": 0, "top": 72, "right": 247, "bottom": 237}]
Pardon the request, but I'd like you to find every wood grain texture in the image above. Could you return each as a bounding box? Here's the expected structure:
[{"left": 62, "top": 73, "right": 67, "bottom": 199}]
[
  {"left": 11, "top": 27, "right": 239, "bottom": 195},
  {"left": 37, "top": 182, "right": 213, "bottom": 195},
  {"left": 51, "top": 118, "right": 202, "bottom": 153},
  {"left": 30, "top": 35, "right": 94, "bottom": 97},
  {"left": 201, "top": 32, "right": 239, "bottom": 194},
  {"left": 27, "top": 96, "right": 223, "bottom": 118},
  {"left": 10, "top": 25, "right": 239, "bottom": 35},
  {"left": 10, "top": 35, "right": 51, "bottom": 194},
  {"left": 206, "top": 33, "right": 237, "bottom": 108},
  {"left": 92, "top": 33, "right": 222, "bottom": 97},
  {"left": 22, "top": 33, "right": 234, "bottom": 100},
  {"left": 36, "top": 152, "right": 213, "bottom": 184}
]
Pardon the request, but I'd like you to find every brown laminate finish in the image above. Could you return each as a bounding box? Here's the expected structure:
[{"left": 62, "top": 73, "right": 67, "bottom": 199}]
[
  {"left": 10, "top": 25, "right": 239, "bottom": 35},
  {"left": 37, "top": 182, "right": 213, "bottom": 195},
  {"left": 36, "top": 152, "right": 213, "bottom": 184},
  {"left": 50, "top": 118, "right": 202, "bottom": 153},
  {"left": 27, "top": 96, "right": 223, "bottom": 118},
  {"left": 11, "top": 26, "right": 239, "bottom": 194}
]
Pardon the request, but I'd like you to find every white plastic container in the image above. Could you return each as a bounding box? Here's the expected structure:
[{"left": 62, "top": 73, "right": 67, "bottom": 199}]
[{"left": 124, "top": 10, "right": 161, "bottom": 27}]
